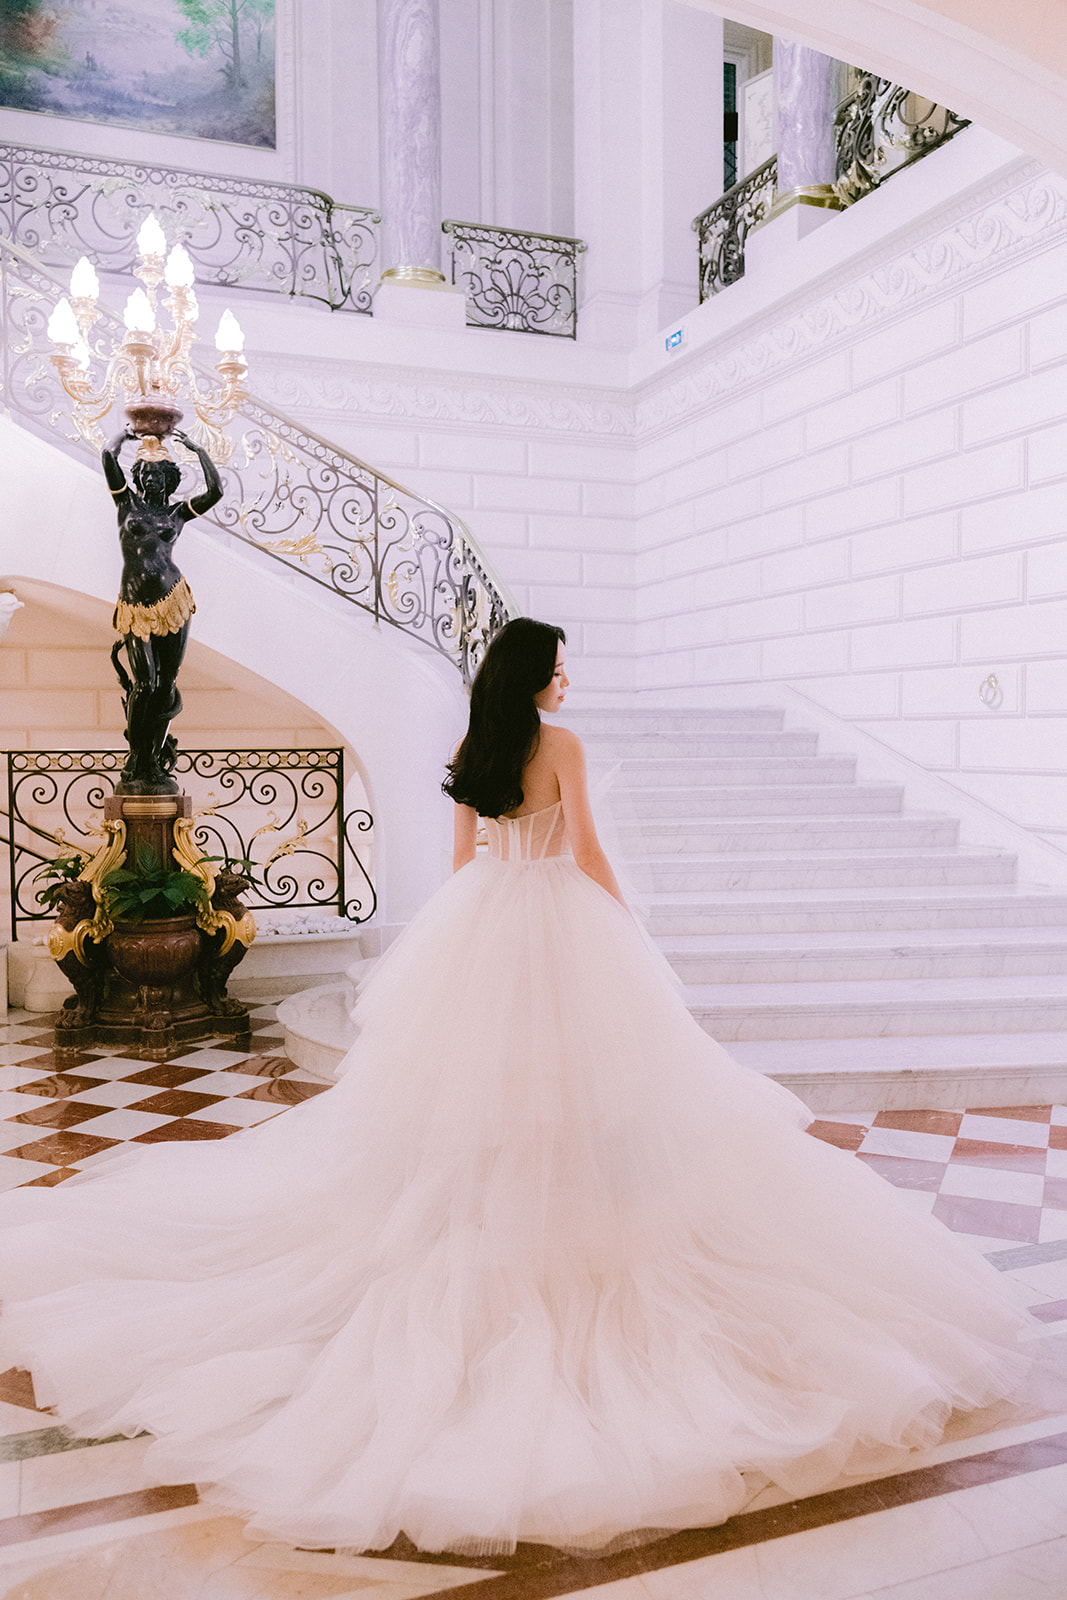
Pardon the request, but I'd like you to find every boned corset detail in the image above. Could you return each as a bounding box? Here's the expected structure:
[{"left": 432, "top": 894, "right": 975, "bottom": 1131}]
[{"left": 482, "top": 800, "right": 569, "bottom": 862}]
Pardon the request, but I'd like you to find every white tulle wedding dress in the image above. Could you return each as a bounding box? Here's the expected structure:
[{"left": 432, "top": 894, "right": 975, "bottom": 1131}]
[{"left": 0, "top": 801, "right": 1032, "bottom": 1555}]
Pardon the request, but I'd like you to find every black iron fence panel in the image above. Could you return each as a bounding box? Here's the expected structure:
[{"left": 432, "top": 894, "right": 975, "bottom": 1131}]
[
  {"left": 0, "top": 142, "right": 380, "bottom": 313},
  {"left": 834, "top": 76, "right": 970, "bottom": 204},
  {"left": 6, "top": 748, "right": 376, "bottom": 941},
  {"left": 0, "top": 234, "right": 513, "bottom": 682},
  {"left": 692, "top": 156, "right": 777, "bottom": 305},
  {"left": 442, "top": 220, "right": 586, "bottom": 338}
]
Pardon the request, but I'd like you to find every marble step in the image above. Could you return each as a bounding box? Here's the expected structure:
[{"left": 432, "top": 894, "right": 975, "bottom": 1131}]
[
  {"left": 625, "top": 783, "right": 904, "bottom": 818},
  {"left": 730, "top": 1032, "right": 1067, "bottom": 1113},
  {"left": 646, "top": 886, "right": 1067, "bottom": 935},
  {"left": 614, "top": 755, "right": 857, "bottom": 787},
  {"left": 662, "top": 927, "right": 1067, "bottom": 983},
  {"left": 615, "top": 814, "right": 959, "bottom": 854},
  {"left": 585, "top": 732, "right": 820, "bottom": 759},
  {"left": 686, "top": 973, "right": 1067, "bottom": 1040},
  {"left": 630, "top": 848, "right": 1017, "bottom": 892},
  {"left": 564, "top": 708, "right": 786, "bottom": 734}
]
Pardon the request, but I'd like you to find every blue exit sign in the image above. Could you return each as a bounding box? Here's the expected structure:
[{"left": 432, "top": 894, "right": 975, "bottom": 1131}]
[{"left": 665, "top": 326, "right": 686, "bottom": 352}]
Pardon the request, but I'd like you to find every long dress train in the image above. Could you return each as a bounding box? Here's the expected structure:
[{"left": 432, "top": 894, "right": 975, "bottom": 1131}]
[{"left": 0, "top": 802, "right": 1032, "bottom": 1555}]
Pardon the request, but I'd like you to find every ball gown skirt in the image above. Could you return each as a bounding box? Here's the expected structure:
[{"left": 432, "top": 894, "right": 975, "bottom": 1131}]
[{"left": 0, "top": 802, "right": 1033, "bottom": 1556}]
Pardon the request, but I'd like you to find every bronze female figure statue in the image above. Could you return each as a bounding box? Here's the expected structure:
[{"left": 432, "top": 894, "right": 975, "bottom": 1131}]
[{"left": 102, "top": 427, "right": 222, "bottom": 793}]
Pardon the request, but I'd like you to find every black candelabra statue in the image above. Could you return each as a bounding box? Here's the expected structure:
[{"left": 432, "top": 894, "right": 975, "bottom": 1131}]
[{"left": 103, "top": 420, "right": 222, "bottom": 793}]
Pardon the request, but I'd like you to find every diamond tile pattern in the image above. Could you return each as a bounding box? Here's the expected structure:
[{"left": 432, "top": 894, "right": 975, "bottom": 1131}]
[{"left": 2, "top": 1010, "right": 1067, "bottom": 1251}]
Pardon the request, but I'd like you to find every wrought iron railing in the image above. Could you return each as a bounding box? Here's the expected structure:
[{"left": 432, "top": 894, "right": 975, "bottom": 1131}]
[
  {"left": 0, "top": 233, "right": 513, "bottom": 683},
  {"left": 692, "top": 156, "right": 777, "bottom": 304},
  {"left": 834, "top": 75, "right": 970, "bottom": 205},
  {"left": 442, "top": 220, "right": 586, "bottom": 339},
  {"left": 0, "top": 142, "right": 381, "bottom": 314},
  {"left": 693, "top": 75, "right": 970, "bottom": 303},
  {"left": 6, "top": 748, "right": 375, "bottom": 941}
]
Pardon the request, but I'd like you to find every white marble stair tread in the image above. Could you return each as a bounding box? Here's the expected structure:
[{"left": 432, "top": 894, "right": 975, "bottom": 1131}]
[
  {"left": 632, "top": 849, "right": 1017, "bottom": 890},
  {"left": 647, "top": 883, "right": 1066, "bottom": 906},
  {"left": 731, "top": 1032, "right": 1067, "bottom": 1112},
  {"left": 685, "top": 973, "right": 1067, "bottom": 1006},
  {"left": 662, "top": 927, "right": 1067, "bottom": 953},
  {"left": 613, "top": 756, "right": 858, "bottom": 784}
]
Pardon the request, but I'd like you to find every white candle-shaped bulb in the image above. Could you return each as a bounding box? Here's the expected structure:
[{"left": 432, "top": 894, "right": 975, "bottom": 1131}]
[
  {"left": 164, "top": 243, "right": 195, "bottom": 288},
  {"left": 214, "top": 308, "right": 244, "bottom": 352},
  {"left": 47, "top": 298, "right": 81, "bottom": 346},
  {"left": 72, "top": 339, "right": 91, "bottom": 372},
  {"left": 70, "top": 256, "right": 99, "bottom": 301},
  {"left": 123, "top": 288, "right": 156, "bottom": 334},
  {"left": 136, "top": 213, "right": 167, "bottom": 260}
]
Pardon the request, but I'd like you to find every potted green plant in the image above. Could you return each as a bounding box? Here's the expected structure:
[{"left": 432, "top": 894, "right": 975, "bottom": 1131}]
[
  {"left": 100, "top": 846, "right": 210, "bottom": 991},
  {"left": 32, "top": 848, "right": 90, "bottom": 912}
]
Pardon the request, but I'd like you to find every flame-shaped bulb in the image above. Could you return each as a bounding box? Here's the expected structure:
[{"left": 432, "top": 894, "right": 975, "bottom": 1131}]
[
  {"left": 47, "top": 298, "right": 81, "bottom": 346},
  {"left": 70, "top": 256, "right": 99, "bottom": 301},
  {"left": 214, "top": 308, "right": 245, "bottom": 352},
  {"left": 123, "top": 288, "right": 156, "bottom": 334},
  {"left": 164, "top": 243, "right": 195, "bottom": 289},
  {"left": 136, "top": 213, "right": 167, "bottom": 260}
]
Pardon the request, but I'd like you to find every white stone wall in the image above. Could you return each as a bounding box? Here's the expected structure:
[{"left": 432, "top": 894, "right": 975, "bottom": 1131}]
[{"left": 630, "top": 129, "right": 1067, "bottom": 849}]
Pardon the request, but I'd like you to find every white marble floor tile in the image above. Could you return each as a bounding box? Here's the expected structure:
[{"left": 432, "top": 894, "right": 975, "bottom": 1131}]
[
  {"left": 66, "top": 1108, "right": 172, "bottom": 1140},
  {"left": 0, "top": 1459, "right": 20, "bottom": 1518},
  {"left": 958, "top": 1114, "right": 1051, "bottom": 1148},
  {"left": 69, "top": 1057, "right": 158, "bottom": 1080},
  {"left": 640, "top": 1547, "right": 763, "bottom": 1600},
  {"left": 0, "top": 1068, "right": 52, "bottom": 1092},
  {"left": 18, "top": 1437, "right": 152, "bottom": 1515},
  {"left": 0, "top": 1125, "right": 44, "bottom": 1156},
  {"left": 247, "top": 1006, "right": 281, "bottom": 1020},
  {"left": 820, "top": 1111, "right": 878, "bottom": 1126},
  {"left": 938, "top": 1163, "right": 1045, "bottom": 1207},
  {"left": 65, "top": 1081, "right": 160, "bottom": 1108},
  {"left": 1039, "top": 1210, "right": 1067, "bottom": 1244},
  {"left": 0, "top": 1155, "right": 56, "bottom": 1190},
  {"left": 0, "top": 1047, "right": 52, "bottom": 1067},
  {"left": 0, "top": 1400, "right": 47, "bottom": 1439},
  {"left": 249, "top": 1025, "right": 287, "bottom": 1039},
  {"left": 1008, "top": 1259, "right": 1067, "bottom": 1299},
  {"left": 854, "top": 1532, "right": 1067, "bottom": 1599},
  {"left": 0, "top": 1092, "right": 50, "bottom": 1119},
  {"left": 1051, "top": 1107, "right": 1067, "bottom": 1125},
  {"left": 1045, "top": 1147, "right": 1067, "bottom": 1177},
  {"left": 184, "top": 1100, "right": 284, "bottom": 1127},
  {"left": 0, "top": 1025, "right": 53, "bottom": 1043},
  {"left": 168, "top": 1048, "right": 262, "bottom": 1069},
  {"left": 858, "top": 1127, "right": 956, "bottom": 1162},
  {"left": 178, "top": 1070, "right": 272, "bottom": 1095}
]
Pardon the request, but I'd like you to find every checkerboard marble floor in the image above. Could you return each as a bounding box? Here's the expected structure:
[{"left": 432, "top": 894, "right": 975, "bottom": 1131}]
[{"left": 2, "top": 1001, "right": 1067, "bottom": 1600}]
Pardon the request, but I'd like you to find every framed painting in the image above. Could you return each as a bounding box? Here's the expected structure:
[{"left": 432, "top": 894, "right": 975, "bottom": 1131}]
[{"left": 0, "top": 0, "right": 276, "bottom": 148}]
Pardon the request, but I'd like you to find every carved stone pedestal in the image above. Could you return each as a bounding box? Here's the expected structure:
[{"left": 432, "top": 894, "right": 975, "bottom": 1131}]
[{"left": 51, "top": 790, "right": 255, "bottom": 1055}]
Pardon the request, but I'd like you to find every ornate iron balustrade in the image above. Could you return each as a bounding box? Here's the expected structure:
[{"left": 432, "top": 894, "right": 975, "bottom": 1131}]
[
  {"left": 0, "top": 142, "right": 380, "bottom": 314},
  {"left": 0, "top": 234, "right": 513, "bottom": 683},
  {"left": 834, "top": 76, "right": 970, "bottom": 204},
  {"left": 6, "top": 748, "right": 375, "bottom": 941},
  {"left": 442, "top": 220, "right": 586, "bottom": 338},
  {"left": 692, "top": 156, "right": 776, "bottom": 304}
]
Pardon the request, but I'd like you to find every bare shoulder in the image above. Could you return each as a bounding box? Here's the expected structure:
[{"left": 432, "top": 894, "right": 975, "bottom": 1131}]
[{"left": 539, "top": 723, "right": 582, "bottom": 754}]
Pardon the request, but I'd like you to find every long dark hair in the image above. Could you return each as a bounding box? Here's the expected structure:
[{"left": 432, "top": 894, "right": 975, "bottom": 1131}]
[{"left": 443, "top": 617, "right": 565, "bottom": 818}]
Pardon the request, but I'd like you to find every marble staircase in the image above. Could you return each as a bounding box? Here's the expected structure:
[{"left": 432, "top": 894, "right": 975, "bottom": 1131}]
[{"left": 568, "top": 706, "right": 1067, "bottom": 1114}]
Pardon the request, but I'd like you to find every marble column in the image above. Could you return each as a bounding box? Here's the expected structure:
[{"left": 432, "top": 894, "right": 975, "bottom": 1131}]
[
  {"left": 769, "top": 40, "right": 843, "bottom": 219},
  {"left": 377, "top": 0, "right": 445, "bottom": 284}
]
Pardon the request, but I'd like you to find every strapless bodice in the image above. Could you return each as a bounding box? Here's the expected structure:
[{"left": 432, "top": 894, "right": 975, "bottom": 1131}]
[{"left": 482, "top": 800, "right": 568, "bottom": 862}]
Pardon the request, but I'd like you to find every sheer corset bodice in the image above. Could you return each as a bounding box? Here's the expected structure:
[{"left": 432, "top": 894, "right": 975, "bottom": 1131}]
[{"left": 483, "top": 800, "right": 568, "bottom": 862}]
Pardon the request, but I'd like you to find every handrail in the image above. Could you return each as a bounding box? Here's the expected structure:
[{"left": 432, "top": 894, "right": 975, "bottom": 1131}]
[
  {"left": 0, "top": 140, "right": 380, "bottom": 313},
  {"left": 442, "top": 219, "right": 586, "bottom": 339},
  {"left": 0, "top": 232, "right": 515, "bottom": 683}
]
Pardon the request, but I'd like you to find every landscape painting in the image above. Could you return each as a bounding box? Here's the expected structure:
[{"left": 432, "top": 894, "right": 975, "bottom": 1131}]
[{"left": 0, "top": 0, "right": 276, "bottom": 148}]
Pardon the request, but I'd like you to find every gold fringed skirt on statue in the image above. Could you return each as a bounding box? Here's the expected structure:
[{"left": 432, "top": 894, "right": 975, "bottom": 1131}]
[{"left": 113, "top": 576, "right": 195, "bottom": 641}]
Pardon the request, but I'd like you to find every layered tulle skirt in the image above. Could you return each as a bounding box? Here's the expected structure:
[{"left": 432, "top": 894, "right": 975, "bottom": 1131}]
[{"left": 0, "top": 853, "right": 1032, "bottom": 1553}]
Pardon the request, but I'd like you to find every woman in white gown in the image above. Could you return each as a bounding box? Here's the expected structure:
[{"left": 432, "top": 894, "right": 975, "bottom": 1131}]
[{"left": 0, "top": 618, "right": 1033, "bottom": 1557}]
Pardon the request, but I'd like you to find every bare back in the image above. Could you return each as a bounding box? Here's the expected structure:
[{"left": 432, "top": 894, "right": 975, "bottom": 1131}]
[{"left": 500, "top": 722, "right": 568, "bottom": 818}]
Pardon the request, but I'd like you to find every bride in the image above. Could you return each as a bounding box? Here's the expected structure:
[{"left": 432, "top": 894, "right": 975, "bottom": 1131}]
[{"left": 0, "top": 617, "right": 1032, "bottom": 1556}]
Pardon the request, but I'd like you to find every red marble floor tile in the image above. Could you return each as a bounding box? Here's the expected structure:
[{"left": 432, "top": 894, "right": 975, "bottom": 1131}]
[
  {"left": 222, "top": 1054, "right": 297, "bottom": 1078},
  {"left": 132, "top": 1118, "right": 239, "bottom": 1142},
  {"left": 807, "top": 1120, "right": 868, "bottom": 1152},
  {"left": 7, "top": 1130, "right": 120, "bottom": 1164},
  {"left": 1043, "top": 1175, "right": 1067, "bottom": 1212},
  {"left": 1050, "top": 1125, "right": 1067, "bottom": 1151},
  {"left": 12, "top": 1073, "right": 108, "bottom": 1098},
  {"left": 9, "top": 1100, "right": 115, "bottom": 1130},
  {"left": 238, "top": 1078, "right": 330, "bottom": 1105},
  {"left": 123, "top": 1063, "right": 213, "bottom": 1088},
  {"left": 21, "top": 1167, "right": 78, "bottom": 1187},
  {"left": 0, "top": 1483, "right": 199, "bottom": 1549},
  {"left": 856, "top": 1153, "right": 947, "bottom": 1191},
  {"left": 932, "top": 1192, "right": 1042, "bottom": 1243},
  {"left": 3, "top": 1053, "right": 62, "bottom": 1070},
  {"left": 130, "top": 1088, "right": 226, "bottom": 1117},
  {"left": 970, "top": 1106, "right": 1054, "bottom": 1123},
  {"left": 950, "top": 1138, "right": 1047, "bottom": 1174},
  {"left": 0, "top": 1367, "right": 43, "bottom": 1411},
  {"left": 1030, "top": 1298, "right": 1067, "bottom": 1323},
  {"left": 873, "top": 1109, "right": 963, "bottom": 1137}
]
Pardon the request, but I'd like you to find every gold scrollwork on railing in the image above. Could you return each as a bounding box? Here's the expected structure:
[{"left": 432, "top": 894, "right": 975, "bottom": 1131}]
[{"left": 978, "top": 673, "right": 1003, "bottom": 708}]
